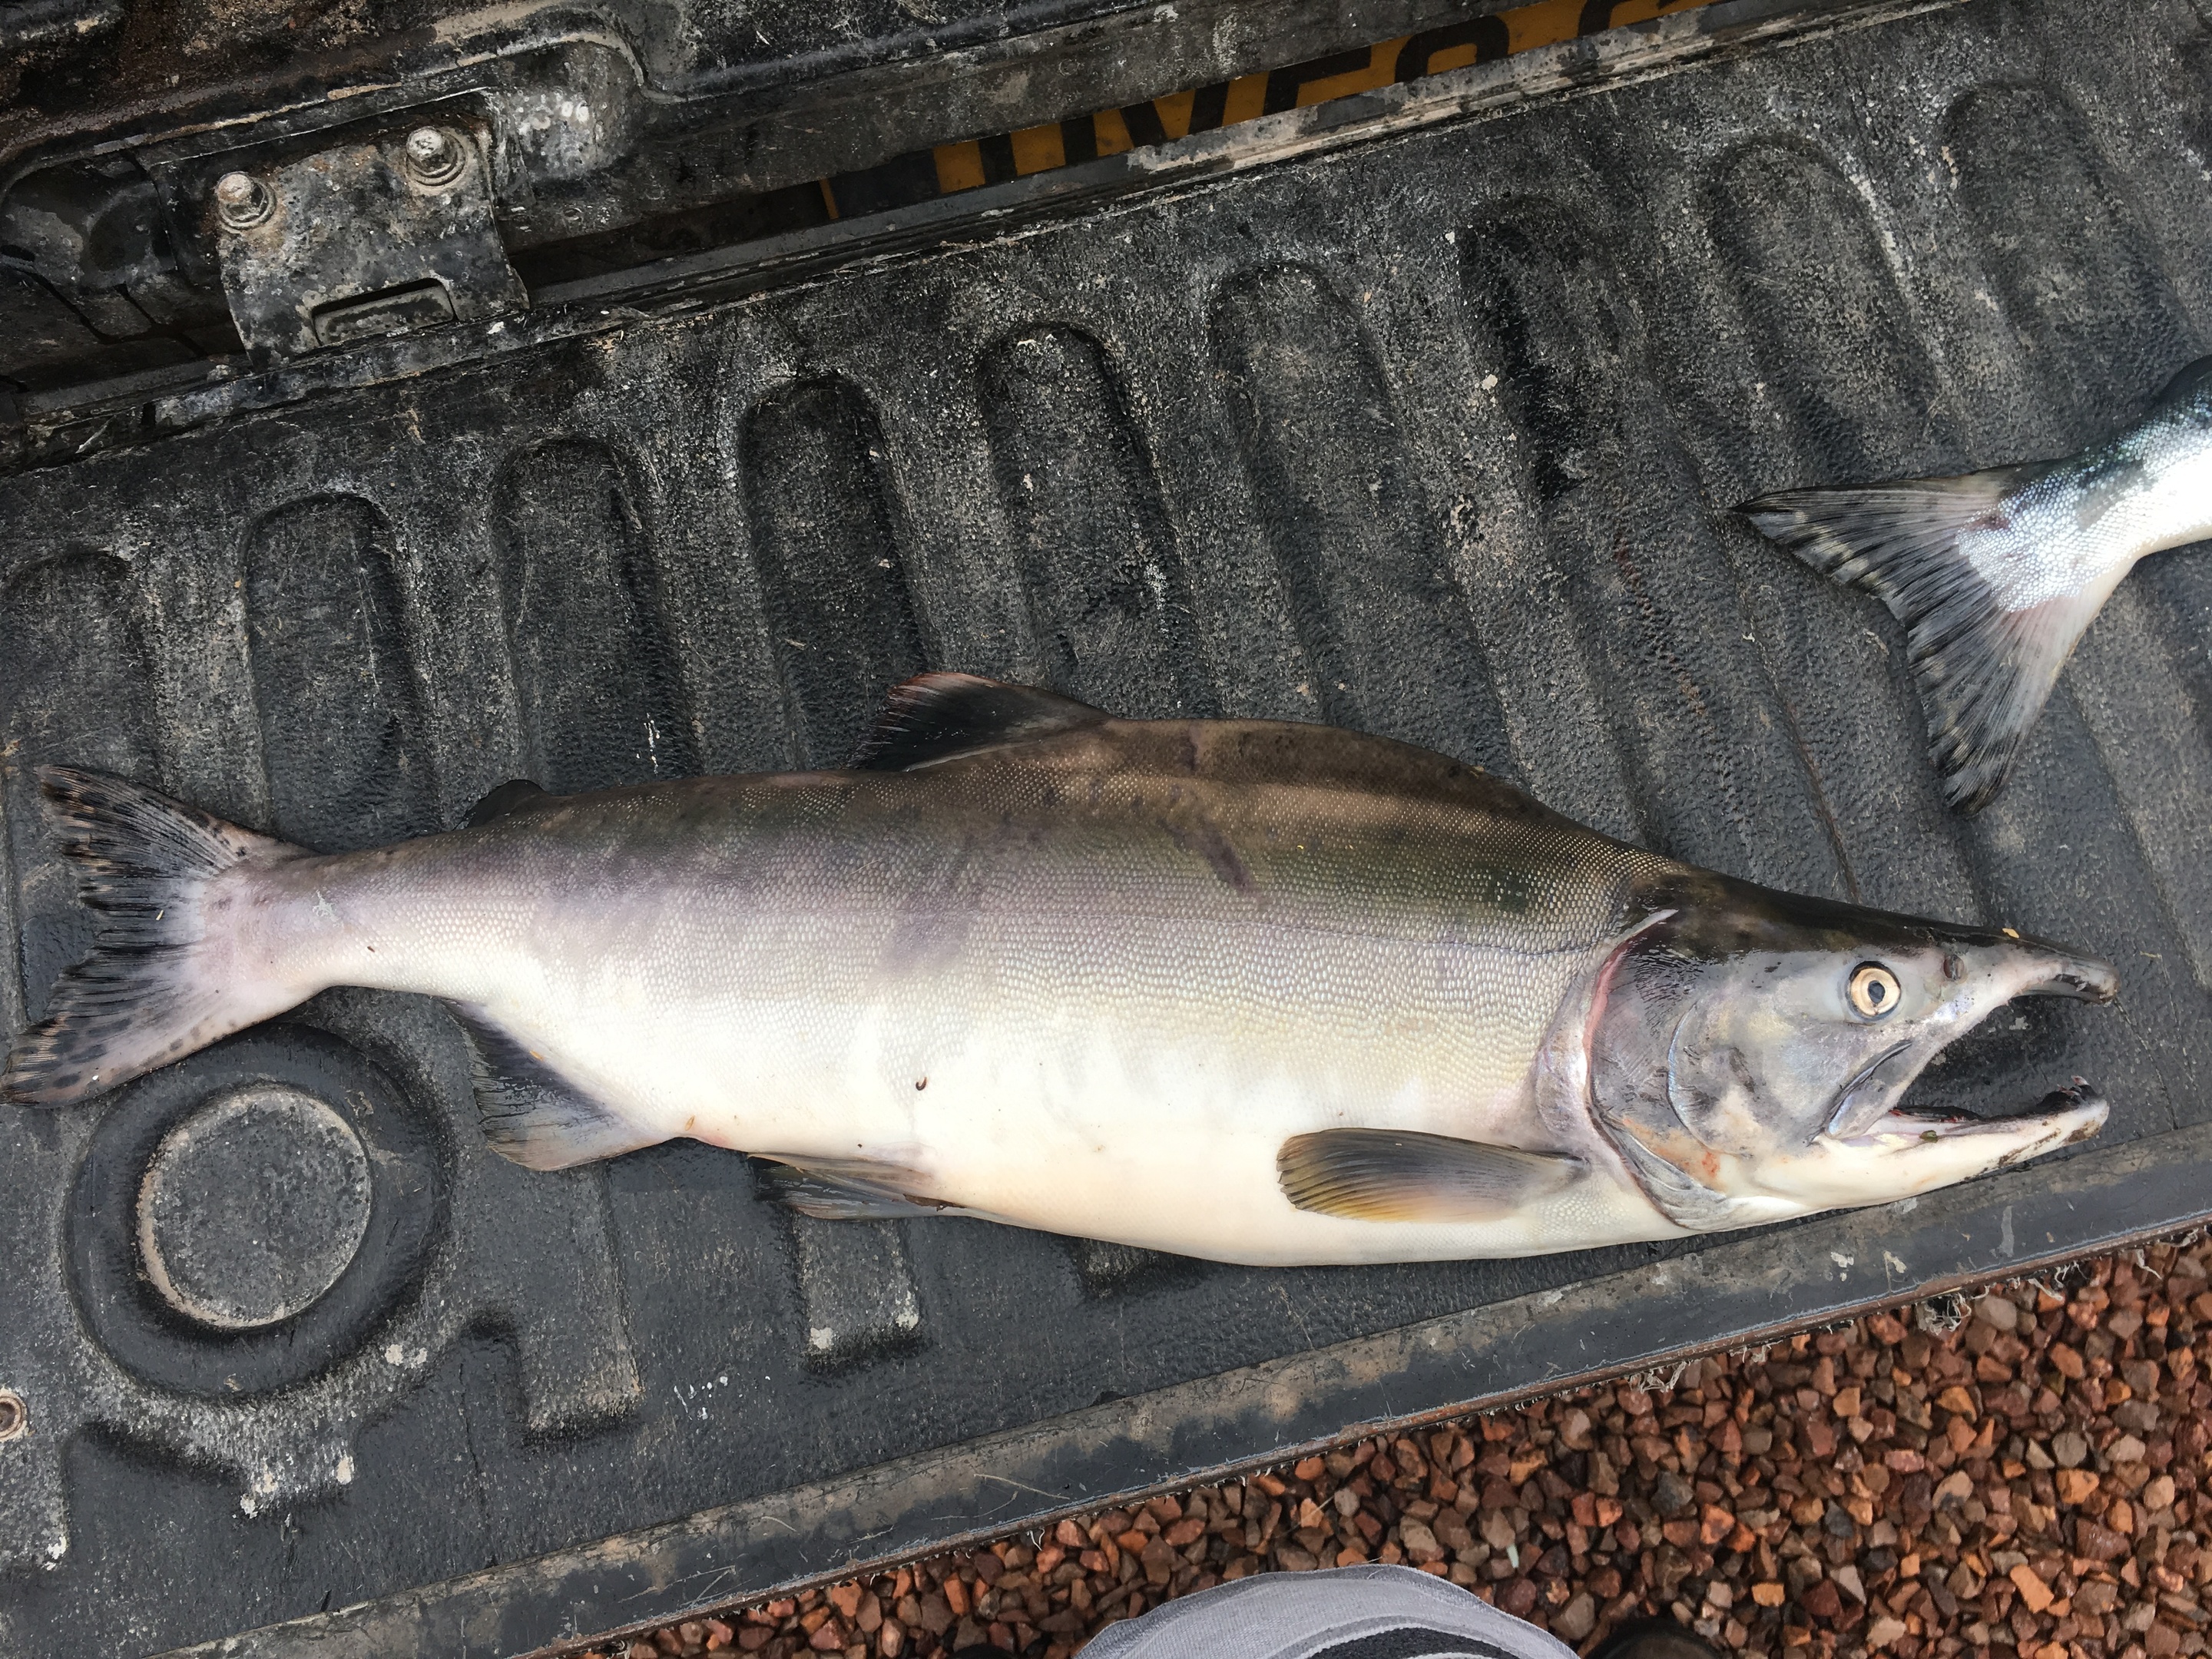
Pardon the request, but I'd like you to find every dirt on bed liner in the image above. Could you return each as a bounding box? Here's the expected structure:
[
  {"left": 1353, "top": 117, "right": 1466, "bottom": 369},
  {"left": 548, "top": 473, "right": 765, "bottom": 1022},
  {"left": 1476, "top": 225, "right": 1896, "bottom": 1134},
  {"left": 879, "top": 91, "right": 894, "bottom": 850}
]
[{"left": 599, "top": 1236, "right": 2212, "bottom": 1659}]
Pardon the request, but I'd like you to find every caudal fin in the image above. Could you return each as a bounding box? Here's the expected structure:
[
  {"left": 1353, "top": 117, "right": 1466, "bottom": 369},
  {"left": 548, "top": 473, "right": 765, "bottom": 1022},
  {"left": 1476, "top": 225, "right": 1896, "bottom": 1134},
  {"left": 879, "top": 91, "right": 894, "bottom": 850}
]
[
  {"left": 2, "top": 767, "right": 303, "bottom": 1106},
  {"left": 1742, "top": 465, "right": 2100, "bottom": 813}
]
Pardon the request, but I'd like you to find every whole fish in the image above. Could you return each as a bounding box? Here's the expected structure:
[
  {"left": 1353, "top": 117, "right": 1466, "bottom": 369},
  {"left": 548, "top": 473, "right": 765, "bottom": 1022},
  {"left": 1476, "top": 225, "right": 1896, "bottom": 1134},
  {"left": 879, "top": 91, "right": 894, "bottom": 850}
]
[
  {"left": 1742, "top": 356, "right": 2212, "bottom": 813},
  {"left": 2, "top": 674, "right": 2114, "bottom": 1266}
]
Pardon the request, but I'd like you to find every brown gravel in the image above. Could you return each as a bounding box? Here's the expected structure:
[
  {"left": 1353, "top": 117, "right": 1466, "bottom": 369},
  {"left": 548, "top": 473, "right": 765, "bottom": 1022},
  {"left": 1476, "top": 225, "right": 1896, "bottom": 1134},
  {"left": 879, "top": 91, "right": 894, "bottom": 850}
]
[{"left": 594, "top": 1237, "right": 2212, "bottom": 1659}]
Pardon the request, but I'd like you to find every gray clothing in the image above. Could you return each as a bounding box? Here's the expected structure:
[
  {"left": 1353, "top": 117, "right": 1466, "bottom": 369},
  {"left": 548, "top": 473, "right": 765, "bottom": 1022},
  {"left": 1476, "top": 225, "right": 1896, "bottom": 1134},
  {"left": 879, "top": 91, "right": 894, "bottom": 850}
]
[{"left": 1078, "top": 1566, "right": 1577, "bottom": 1659}]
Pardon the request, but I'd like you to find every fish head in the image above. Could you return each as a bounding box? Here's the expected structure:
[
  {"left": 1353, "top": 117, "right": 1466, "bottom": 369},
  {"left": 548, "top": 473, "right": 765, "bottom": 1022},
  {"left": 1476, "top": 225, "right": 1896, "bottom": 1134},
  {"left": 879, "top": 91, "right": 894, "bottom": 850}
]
[{"left": 1584, "top": 882, "right": 2114, "bottom": 1228}]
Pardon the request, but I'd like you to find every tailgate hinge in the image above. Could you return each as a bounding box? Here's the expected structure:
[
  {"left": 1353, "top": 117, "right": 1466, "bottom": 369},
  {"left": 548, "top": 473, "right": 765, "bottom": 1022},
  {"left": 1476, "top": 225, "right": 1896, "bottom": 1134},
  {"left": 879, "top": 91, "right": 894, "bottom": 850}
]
[{"left": 211, "top": 119, "right": 526, "bottom": 364}]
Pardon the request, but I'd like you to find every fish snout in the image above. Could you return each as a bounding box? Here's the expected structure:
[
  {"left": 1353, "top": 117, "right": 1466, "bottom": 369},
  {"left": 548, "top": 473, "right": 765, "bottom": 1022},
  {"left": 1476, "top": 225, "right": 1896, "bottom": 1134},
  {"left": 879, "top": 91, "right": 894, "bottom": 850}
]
[{"left": 1979, "top": 929, "right": 2117, "bottom": 1003}]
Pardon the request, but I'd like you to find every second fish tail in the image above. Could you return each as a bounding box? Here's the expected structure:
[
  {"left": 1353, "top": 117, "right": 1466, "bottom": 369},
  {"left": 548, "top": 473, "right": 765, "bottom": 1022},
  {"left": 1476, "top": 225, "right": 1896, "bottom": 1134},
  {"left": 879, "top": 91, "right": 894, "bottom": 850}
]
[{"left": 1741, "top": 464, "right": 2100, "bottom": 814}]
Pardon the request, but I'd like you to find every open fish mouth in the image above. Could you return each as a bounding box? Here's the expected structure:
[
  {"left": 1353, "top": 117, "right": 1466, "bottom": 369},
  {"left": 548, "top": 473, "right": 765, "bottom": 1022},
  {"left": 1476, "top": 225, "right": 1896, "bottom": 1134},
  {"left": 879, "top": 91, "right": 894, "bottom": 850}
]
[
  {"left": 1967, "top": 948, "right": 2115, "bottom": 1154},
  {"left": 1837, "top": 1078, "right": 2108, "bottom": 1156},
  {"left": 1760, "top": 1065, "right": 2107, "bottom": 1214}
]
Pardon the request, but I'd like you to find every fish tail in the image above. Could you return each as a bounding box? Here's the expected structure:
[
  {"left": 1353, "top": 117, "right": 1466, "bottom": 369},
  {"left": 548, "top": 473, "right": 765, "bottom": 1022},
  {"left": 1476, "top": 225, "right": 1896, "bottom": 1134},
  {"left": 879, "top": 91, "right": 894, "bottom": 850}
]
[
  {"left": 2, "top": 767, "right": 307, "bottom": 1106},
  {"left": 1741, "top": 465, "right": 2098, "bottom": 813}
]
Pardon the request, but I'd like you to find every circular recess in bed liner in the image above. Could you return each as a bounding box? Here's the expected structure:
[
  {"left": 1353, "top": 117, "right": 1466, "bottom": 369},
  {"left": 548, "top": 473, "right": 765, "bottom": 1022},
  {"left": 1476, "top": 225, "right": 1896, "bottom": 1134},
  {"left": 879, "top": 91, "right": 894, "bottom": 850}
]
[{"left": 135, "top": 1084, "right": 374, "bottom": 1330}]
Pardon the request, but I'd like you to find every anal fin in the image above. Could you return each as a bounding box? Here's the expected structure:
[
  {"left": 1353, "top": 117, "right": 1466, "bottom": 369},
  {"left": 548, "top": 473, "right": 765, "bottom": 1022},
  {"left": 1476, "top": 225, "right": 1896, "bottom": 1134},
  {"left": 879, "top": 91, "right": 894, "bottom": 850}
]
[
  {"left": 449, "top": 1003, "right": 663, "bottom": 1170},
  {"left": 760, "top": 1154, "right": 955, "bottom": 1220},
  {"left": 1277, "top": 1129, "right": 1583, "bottom": 1222}
]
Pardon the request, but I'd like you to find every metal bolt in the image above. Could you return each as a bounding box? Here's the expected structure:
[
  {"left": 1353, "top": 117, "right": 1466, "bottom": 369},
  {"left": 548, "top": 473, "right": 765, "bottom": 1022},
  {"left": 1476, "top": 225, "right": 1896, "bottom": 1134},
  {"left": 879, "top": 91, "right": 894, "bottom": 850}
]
[
  {"left": 0, "top": 1390, "right": 25, "bottom": 1443},
  {"left": 213, "top": 171, "right": 272, "bottom": 230},
  {"left": 402, "top": 126, "right": 465, "bottom": 187}
]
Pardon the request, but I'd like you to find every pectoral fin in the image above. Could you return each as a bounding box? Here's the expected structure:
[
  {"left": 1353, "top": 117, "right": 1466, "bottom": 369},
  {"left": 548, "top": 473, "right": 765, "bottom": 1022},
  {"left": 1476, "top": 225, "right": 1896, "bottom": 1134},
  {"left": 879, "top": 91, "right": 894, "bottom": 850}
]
[{"left": 1277, "top": 1129, "right": 1583, "bottom": 1222}]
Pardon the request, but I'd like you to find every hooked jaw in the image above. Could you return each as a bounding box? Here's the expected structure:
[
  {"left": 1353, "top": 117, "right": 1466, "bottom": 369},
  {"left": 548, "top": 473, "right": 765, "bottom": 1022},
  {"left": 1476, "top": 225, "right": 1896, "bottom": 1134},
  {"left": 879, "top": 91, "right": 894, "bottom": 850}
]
[
  {"left": 1582, "top": 895, "right": 2118, "bottom": 1227},
  {"left": 1824, "top": 942, "right": 2115, "bottom": 1141}
]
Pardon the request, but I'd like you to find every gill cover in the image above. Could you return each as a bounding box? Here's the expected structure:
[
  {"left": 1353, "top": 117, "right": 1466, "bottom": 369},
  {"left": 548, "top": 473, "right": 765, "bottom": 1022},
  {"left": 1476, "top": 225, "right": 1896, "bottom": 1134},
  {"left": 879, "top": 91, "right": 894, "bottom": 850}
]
[{"left": 1583, "top": 912, "right": 1750, "bottom": 1230}]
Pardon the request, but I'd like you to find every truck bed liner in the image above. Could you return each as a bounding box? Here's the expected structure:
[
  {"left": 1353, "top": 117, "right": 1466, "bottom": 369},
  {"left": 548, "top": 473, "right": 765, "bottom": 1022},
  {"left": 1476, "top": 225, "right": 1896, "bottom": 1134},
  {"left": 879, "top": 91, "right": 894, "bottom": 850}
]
[{"left": 4, "top": 0, "right": 2210, "bottom": 1652}]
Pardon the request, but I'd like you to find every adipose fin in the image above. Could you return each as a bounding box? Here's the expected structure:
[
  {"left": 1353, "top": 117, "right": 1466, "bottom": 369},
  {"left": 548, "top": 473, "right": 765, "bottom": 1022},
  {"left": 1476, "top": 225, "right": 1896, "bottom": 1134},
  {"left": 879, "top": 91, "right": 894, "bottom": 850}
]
[
  {"left": 1277, "top": 1129, "right": 1583, "bottom": 1222},
  {"left": 1740, "top": 465, "right": 2104, "bottom": 813},
  {"left": 465, "top": 778, "right": 558, "bottom": 826}
]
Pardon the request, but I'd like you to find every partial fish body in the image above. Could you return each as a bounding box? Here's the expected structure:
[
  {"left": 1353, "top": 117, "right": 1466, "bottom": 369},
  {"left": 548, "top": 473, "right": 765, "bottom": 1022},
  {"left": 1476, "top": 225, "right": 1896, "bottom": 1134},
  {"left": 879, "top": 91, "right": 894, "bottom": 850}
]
[
  {"left": 1743, "top": 356, "right": 2212, "bottom": 812},
  {"left": 2, "top": 676, "right": 2115, "bottom": 1266}
]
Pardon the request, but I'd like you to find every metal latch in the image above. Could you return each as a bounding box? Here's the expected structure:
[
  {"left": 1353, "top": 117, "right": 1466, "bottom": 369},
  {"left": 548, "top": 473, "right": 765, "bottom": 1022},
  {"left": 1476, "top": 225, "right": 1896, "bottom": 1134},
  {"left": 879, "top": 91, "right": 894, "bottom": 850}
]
[{"left": 210, "top": 121, "right": 525, "bottom": 363}]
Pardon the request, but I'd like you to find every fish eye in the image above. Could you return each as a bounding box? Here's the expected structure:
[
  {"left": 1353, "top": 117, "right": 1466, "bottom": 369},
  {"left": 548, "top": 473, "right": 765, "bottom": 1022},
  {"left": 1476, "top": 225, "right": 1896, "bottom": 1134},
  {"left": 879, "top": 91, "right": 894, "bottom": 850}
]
[{"left": 1848, "top": 962, "right": 1902, "bottom": 1019}]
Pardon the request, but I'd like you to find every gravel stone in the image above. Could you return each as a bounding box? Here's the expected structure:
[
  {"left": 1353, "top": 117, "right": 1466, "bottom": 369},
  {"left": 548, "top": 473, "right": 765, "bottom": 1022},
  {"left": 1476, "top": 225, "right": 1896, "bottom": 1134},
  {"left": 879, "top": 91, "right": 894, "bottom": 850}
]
[
  {"left": 592, "top": 1239, "right": 2212, "bottom": 1659},
  {"left": 1555, "top": 1591, "right": 1596, "bottom": 1641},
  {"left": 1975, "top": 1296, "right": 2022, "bottom": 1334}
]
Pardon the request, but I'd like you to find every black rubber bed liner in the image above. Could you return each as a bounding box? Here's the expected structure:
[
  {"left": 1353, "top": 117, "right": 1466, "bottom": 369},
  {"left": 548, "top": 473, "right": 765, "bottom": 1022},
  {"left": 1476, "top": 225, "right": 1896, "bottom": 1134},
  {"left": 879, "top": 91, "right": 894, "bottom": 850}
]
[{"left": 5, "top": 0, "right": 2212, "bottom": 1653}]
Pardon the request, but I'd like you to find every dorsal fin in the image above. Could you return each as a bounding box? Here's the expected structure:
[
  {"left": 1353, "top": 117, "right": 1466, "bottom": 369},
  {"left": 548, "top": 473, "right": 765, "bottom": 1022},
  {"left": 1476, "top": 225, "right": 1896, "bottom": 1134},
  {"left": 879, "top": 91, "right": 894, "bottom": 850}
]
[
  {"left": 849, "top": 673, "right": 1109, "bottom": 771},
  {"left": 466, "top": 779, "right": 557, "bottom": 827},
  {"left": 2151, "top": 353, "right": 2212, "bottom": 414}
]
